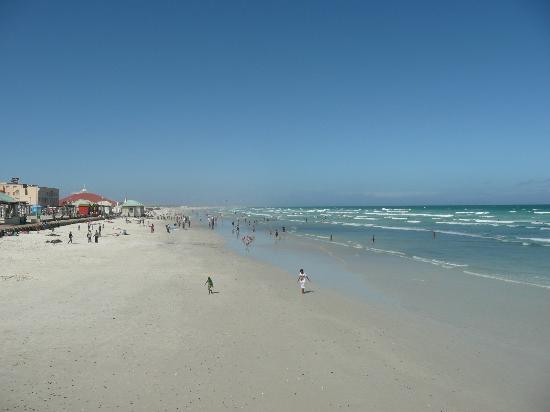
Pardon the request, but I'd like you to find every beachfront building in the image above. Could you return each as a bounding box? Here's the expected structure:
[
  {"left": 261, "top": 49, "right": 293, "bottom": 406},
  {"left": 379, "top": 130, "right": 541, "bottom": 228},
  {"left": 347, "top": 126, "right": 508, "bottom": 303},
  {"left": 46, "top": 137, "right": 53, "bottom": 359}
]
[
  {"left": 121, "top": 200, "right": 145, "bottom": 217},
  {"left": 0, "top": 192, "right": 30, "bottom": 225},
  {"left": 98, "top": 200, "right": 114, "bottom": 215},
  {"left": 59, "top": 187, "right": 117, "bottom": 216},
  {"left": 0, "top": 177, "right": 59, "bottom": 207},
  {"left": 0, "top": 192, "right": 17, "bottom": 224}
]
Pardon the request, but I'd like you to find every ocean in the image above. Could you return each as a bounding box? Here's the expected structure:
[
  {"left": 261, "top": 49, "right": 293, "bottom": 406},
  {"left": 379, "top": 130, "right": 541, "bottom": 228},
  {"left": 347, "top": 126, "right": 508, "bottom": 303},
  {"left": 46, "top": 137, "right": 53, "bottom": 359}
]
[{"left": 219, "top": 205, "right": 550, "bottom": 290}]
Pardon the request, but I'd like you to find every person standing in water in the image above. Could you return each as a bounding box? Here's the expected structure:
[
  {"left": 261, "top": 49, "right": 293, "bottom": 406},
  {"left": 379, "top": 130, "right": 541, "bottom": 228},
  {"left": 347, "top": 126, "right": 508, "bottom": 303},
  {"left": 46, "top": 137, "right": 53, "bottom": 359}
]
[
  {"left": 205, "top": 276, "right": 214, "bottom": 294},
  {"left": 297, "top": 269, "right": 311, "bottom": 294}
]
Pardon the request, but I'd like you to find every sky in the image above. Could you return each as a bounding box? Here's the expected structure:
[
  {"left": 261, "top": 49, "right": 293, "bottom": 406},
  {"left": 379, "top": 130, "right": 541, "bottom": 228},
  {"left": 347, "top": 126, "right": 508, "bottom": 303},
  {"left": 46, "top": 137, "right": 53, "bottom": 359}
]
[{"left": 1, "top": 0, "right": 549, "bottom": 206}]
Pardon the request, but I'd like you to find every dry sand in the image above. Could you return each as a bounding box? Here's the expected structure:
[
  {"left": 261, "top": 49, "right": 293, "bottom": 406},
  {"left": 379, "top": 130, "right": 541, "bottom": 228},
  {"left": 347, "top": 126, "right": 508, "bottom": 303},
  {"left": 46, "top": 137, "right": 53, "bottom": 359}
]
[{"left": 1, "top": 218, "right": 548, "bottom": 411}]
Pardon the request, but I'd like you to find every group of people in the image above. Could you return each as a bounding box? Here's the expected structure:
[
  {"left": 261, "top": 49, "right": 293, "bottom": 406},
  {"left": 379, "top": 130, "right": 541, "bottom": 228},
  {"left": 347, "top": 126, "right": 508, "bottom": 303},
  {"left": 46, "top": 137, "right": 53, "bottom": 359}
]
[
  {"left": 175, "top": 215, "right": 191, "bottom": 229},
  {"left": 207, "top": 216, "right": 218, "bottom": 229},
  {"left": 66, "top": 225, "right": 101, "bottom": 244},
  {"left": 0, "top": 228, "right": 19, "bottom": 237},
  {"left": 68, "top": 222, "right": 103, "bottom": 244}
]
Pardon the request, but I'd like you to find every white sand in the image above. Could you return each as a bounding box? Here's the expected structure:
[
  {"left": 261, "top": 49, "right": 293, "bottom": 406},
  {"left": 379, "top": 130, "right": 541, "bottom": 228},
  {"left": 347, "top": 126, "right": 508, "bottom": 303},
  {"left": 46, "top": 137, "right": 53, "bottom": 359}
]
[{"left": 1, "top": 218, "right": 548, "bottom": 411}]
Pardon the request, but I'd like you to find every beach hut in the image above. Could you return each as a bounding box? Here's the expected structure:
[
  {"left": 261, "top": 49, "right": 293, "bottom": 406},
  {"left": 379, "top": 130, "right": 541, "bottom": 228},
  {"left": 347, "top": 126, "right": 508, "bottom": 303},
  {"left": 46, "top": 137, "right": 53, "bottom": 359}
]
[
  {"left": 98, "top": 200, "right": 113, "bottom": 216},
  {"left": 72, "top": 199, "right": 93, "bottom": 216},
  {"left": 121, "top": 200, "right": 145, "bottom": 217}
]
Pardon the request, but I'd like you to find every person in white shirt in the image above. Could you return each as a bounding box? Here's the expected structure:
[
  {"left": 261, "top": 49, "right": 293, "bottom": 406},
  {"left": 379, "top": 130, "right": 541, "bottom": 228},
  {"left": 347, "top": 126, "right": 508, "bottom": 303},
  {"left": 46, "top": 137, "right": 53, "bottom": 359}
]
[{"left": 297, "top": 269, "right": 311, "bottom": 294}]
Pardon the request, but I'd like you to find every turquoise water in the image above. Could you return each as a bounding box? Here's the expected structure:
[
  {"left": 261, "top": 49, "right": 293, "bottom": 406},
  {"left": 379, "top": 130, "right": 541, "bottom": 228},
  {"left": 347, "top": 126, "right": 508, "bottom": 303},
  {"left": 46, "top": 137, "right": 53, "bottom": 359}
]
[{"left": 220, "top": 205, "right": 550, "bottom": 289}]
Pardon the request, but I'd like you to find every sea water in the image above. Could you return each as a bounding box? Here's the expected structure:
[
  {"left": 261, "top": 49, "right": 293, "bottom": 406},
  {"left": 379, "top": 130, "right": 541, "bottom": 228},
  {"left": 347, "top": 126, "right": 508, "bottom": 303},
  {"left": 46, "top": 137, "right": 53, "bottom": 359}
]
[{"left": 219, "top": 205, "right": 550, "bottom": 290}]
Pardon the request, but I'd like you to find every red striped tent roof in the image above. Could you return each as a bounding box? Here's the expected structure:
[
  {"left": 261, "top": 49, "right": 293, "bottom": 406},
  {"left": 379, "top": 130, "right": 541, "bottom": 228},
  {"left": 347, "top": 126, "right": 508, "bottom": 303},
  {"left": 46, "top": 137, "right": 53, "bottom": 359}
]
[{"left": 59, "top": 192, "right": 117, "bottom": 207}]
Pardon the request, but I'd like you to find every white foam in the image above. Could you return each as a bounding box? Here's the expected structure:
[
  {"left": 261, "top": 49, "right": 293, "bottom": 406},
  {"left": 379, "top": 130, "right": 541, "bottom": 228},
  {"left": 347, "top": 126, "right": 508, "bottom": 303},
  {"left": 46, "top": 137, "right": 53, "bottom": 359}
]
[
  {"left": 534, "top": 211, "right": 550, "bottom": 214},
  {"left": 518, "top": 237, "right": 550, "bottom": 243},
  {"left": 435, "top": 221, "right": 479, "bottom": 226},
  {"left": 435, "top": 230, "right": 497, "bottom": 240},
  {"left": 353, "top": 211, "right": 454, "bottom": 218},
  {"left": 463, "top": 271, "right": 550, "bottom": 290},
  {"left": 331, "top": 241, "right": 351, "bottom": 247},
  {"left": 413, "top": 256, "right": 468, "bottom": 268},
  {"left": 474, "top": 219, "right": 514, "bottom": 224},
  {"left": 365, "top": 247, "right": 406, "bottom": 256},
  {"left": 372, "top": 225, "right": 428, "bottom": 232}
]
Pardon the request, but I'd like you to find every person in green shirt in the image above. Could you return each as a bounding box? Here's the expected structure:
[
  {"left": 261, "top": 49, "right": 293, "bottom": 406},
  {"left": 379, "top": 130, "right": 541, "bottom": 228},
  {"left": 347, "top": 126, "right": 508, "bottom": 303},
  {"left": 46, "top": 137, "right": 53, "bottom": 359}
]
[{"left": 205, "top": 276, "right": 214, "bottom": 295}]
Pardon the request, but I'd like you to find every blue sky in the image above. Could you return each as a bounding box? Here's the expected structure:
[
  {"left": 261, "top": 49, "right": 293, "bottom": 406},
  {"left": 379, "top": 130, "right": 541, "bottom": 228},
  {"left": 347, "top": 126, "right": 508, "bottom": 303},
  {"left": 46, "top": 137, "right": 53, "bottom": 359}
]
[{"left": 1, "top": 0, "right": 549, "bottom": 205}]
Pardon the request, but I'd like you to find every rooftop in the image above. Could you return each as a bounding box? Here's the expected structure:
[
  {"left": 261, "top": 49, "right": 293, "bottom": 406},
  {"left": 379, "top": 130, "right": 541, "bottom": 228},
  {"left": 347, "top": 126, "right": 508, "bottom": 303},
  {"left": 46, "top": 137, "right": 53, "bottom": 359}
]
[
  {"left": 0, "top": 192, "right": 16, "bottom": 203},
  {"left": 59, "top": 192, "right": 117, "bottom": 207},
  {"left": 121, "top": 200, "right": 144, "bottom": 207}
]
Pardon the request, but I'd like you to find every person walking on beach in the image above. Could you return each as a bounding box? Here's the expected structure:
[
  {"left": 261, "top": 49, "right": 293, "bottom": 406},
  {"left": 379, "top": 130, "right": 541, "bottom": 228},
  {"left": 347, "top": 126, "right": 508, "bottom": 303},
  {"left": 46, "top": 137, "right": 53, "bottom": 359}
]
[
  {"left": 297, "top": 269, "right": 311, "bottom": 294},
  {"left": 87, "top": 230, "right": 92, "bottom": 243},
  {"left": 94, "top": 230, "right": 99, "bottom": 243},
  {"left": 68, "top": 231, "right": 73, "bottom": 244},
  {"left": 205, "top": 276, "right": 214, "bottom": 295},
  {"left": 150, "top": 223, "right": 155, "bottom": 233}
]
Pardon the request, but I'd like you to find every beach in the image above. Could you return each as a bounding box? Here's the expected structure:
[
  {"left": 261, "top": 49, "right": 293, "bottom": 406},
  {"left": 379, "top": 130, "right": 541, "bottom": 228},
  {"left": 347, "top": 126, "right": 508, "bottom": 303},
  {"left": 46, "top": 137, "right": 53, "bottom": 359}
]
[{"left": 1, "top": 216, "right": 549, "bottom": 411}]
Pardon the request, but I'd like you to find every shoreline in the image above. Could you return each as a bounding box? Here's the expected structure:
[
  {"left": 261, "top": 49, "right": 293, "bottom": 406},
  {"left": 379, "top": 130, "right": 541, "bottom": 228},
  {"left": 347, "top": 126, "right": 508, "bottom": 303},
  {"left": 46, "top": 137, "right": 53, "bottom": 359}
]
[
  {"left": 1, "top": 217, "right": 549, "bottom": 410},
  {"left": 223, "top": 215, "right": 550, "bottom": 354},
  {"left": 220, "top": 205, "right": 550, "bottom": 290}
]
